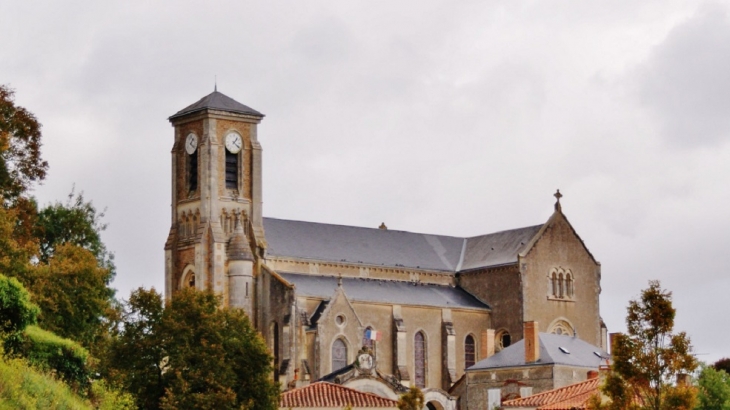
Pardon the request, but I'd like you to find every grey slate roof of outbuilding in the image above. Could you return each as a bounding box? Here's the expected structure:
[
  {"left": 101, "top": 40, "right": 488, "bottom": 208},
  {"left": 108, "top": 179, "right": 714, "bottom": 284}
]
[
  {"left": 169, "top": 90, "right": 263, "bottom": 120},
  {"left": 263, "top": 217, "right": 542, "bottom": 273},
  {"left": 469, "top": 333, "right": 610, "bottom": 370},
  {"left": 280, "top": 273, "right": 490, "bottom": 310}
]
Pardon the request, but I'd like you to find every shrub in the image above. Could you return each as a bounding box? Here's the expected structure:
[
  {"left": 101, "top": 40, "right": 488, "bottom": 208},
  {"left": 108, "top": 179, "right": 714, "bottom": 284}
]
[
  {"left": 6, "top": 325, "right": 91, "bottom": 392},
  {"left": 0, "top": 273, "right": 39, "bottom": 334}
]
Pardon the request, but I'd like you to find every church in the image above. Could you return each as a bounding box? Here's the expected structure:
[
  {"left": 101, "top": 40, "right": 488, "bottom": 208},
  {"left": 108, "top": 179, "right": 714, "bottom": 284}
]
[{"left": 163, "top": 90, "right": 608, "bottom": 409}]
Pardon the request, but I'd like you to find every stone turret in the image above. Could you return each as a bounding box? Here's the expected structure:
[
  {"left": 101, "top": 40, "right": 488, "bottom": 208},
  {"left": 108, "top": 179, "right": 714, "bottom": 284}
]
[{"left": 227, "top": 215, "right": 254, "bottom": 315}]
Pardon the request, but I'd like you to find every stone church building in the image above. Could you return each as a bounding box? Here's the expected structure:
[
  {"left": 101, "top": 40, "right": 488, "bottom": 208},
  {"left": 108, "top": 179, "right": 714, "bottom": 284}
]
[{"left": 163, "top": 90, "right": 607, "bottom": 409}]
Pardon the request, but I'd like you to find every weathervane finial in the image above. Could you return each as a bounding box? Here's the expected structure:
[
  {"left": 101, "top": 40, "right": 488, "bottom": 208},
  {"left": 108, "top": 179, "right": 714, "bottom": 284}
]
[
  {"left": 214, "top": 75, "right": 217, "bottom": 92},
  {"left": 554, "top": 189, "right": 563, "bottom": 211}
]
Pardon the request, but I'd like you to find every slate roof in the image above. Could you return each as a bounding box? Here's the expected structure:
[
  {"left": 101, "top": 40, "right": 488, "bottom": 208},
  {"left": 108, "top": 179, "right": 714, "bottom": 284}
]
[
  {"left": 169, "top": 90, "right": 263, "bottom": 120},
  {"left": 263, "top": 217, "right": 541, "bottom": 273},
  {"left": 279, "top": 382, "right": 398, "bottom": 408},
  {"left": 469, "top": 333, "right": 609, "bottom": 370},
  {"left": 280, "top": 273, "right": 489, "bottom": 310},
  {"left": 502, "top": 377, "right": 601, "bottom": 410}
]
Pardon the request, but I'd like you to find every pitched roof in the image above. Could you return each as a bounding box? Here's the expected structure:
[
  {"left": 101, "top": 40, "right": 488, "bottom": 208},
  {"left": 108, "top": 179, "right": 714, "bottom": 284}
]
[
  {"left": 502, "top": 377, "right": 601, "bottom": 410},
  {"left": 263, "top": 217, "right": 542, "bottom": 273},
  {"left": 280, "top": 273, "right": 489, "bottom": 310},
  {"left": 469, "top": 333, "right": 609, "bottom": 370},
  {"left": 279, "top": 382, "right": 398, "bottom": 408},
  {"left": 169, "top": 90, "right": 263, "bottom": 120}
]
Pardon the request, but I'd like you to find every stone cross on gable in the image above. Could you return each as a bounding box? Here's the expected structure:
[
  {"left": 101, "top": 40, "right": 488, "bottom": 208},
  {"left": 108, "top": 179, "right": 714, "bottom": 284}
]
[{"left": 554, "top": 189, "right": 562, "bottom": 211}]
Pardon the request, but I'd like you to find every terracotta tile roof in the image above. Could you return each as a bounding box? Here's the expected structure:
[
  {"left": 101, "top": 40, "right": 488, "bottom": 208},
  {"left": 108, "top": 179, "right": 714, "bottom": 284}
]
[
  {"left": 279, "top": 382, "right": 399, "bottom": 408},
  {"left": 502, "top": 377, "right": 600, "bottom": 410}
]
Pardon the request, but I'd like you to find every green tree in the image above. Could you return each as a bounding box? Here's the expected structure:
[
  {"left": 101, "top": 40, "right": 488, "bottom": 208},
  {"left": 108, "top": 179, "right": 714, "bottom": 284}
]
[
  {"left": 696, "top": 365, "right": 730, "bottom": 410},
  {"left": 397, "top": 386, "right": 425, "bottom": 410},
  {"left": 26, "top": 243, "right": 114, "bottom": 347},
  {"left": 107, "top": 288, "right": 280, "bottom": 410},
  {"left": 35, "top": 189, "right": 115, "bottom": 274},
  {"left": 0, "top": 273, "right": 39, "bottom": 335},
  {"left": 602, "top": 280, "right": 698, "bottom": 410},
  {"left": 0, "top": 85, "right": 48, "bottom": 202}
]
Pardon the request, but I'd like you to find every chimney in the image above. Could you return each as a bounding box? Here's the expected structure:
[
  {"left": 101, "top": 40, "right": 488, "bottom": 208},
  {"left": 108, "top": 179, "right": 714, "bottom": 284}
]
[
  {"left": 524, "top": 321, "right": 540, "bottom": 363},
  {"left": 481, "top": 329, "right": 496, "bottom": 359},
  {"left": 587, "top": 370, "right": 599, "bottom": 379},
  {"left": 609, "top": 332, "right": 621, "bottom": 356}
]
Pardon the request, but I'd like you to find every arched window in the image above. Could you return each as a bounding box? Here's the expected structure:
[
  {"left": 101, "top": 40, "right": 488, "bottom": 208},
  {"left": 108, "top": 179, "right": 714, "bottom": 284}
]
[
  {"left": 414, "top": 332, "right": 426, "bottom": 388},
  {"left": 181, "top": 266, "right": 195, "bottom": 290},
  {"left": 558, "top": 273, "right": 564, "bottom": 298},
  {"left": 566, "top": 273, "right": 574, "bottom": 298},
  {"left": 551, "top": 272, "right": 558, "bottom": 297},
  {"left": 496, "top": 330, "right": 511, "bottom": 352},
  {"left": 332, "top": 339, "right": 348, "bottom": 372},
  {"left": 464, "top": 335, "right": 476, "bottom": 369},
  {"left": 225, "top": 149, "right": 238, "bottom": 189}
]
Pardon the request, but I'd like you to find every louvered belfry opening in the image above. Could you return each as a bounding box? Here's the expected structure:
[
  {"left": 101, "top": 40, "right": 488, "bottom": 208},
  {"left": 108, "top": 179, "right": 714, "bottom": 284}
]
[
  {"left": 188, "top": 152, "right": 198, "bottom": 192},
  {"left": 225, "top": 149, "right": 238, "bottom": 189}
]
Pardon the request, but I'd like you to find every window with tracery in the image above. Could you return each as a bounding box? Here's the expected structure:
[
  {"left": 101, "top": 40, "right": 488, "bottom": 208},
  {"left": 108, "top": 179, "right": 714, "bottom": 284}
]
[
  {"left": 465, "top": 335, "right": 476, "bottom": 368},
  {"left": 550, "top": 320, "right": 574, "bottom": 337},
  {"left": 549, "top": 269, "right": 575, "bottom": 300},
  {"left": 414, "top": 332, "right": 426, "bottom": 388},
  {"left": 332, "top": 339, "right": 347, "bottom": 372}
]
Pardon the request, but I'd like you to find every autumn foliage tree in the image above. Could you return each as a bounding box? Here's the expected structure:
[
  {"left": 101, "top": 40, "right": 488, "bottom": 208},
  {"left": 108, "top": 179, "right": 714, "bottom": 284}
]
[
  {"left": 397, "top": 386, "right": 425, "bottom": 410},
  {"left": 600, "top": 280, "right": 697, "bottom": 410}
]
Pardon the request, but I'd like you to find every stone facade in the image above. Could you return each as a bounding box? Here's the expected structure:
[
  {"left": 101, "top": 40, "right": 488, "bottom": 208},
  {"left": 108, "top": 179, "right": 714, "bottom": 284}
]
[{"left": 163, "top": 91, "right": 606, "bottom": 410}]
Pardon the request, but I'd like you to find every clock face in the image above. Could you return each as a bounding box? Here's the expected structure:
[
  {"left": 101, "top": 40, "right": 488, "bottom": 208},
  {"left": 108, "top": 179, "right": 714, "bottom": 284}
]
[
  {"left": 185, "top": 133, "right": 198, "bottom": 155},
  {"left": 225, "top": 133, "right": 243, "bottom": 154}
]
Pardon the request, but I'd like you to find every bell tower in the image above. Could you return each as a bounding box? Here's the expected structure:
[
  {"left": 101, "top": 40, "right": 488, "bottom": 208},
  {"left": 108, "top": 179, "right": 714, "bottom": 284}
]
[{"left": 164, "top": 89, "right": 264, "bottom": 315}]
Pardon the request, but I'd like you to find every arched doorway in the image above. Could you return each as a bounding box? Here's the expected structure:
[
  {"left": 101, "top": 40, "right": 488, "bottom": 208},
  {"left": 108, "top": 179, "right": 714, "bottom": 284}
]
[{"left": 426, "top": 401, "right": 444, "bottom": 410}]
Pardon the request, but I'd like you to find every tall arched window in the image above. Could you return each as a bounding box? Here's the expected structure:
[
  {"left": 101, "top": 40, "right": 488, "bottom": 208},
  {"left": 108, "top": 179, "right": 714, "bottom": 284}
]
[
  {"left": 566, "top": 273, "right": 574, "bottom": 298},
  {"left": 414, "top": 332, "right": 426, "bottom": 388},
  {"left": 551, "top": 272, "right": 558, "bottom": 297},
  {"left": 332, "top": 339, "right": 348, "bottom": 372},
  {"left": 558, "top": 273, "right": 564, "bottom": 298},
  {"left": 465, "top": 335, "right": 476, "bottom": 369}
]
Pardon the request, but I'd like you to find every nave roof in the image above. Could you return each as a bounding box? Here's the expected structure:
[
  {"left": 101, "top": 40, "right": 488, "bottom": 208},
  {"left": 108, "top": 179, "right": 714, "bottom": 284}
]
[{"left": 264, "top": 217, "right": 542, "bottom": 273}]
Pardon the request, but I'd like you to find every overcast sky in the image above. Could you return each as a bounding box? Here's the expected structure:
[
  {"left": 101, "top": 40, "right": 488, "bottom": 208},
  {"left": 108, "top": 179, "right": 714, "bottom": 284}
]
[{"left": 1, "top": 1, "right": 729, "bottom": 363}]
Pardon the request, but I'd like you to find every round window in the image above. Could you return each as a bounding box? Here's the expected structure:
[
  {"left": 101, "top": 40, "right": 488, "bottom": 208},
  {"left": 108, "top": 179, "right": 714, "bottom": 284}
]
[{"left": 335, "top": 314, "right": 346, "bottom": 326}]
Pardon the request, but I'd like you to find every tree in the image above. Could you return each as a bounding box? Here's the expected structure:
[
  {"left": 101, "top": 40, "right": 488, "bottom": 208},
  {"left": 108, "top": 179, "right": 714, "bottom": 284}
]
[
  {"left": 35, "top": 189, "right": 115, "bottom": 274},
  {"left": 107, "top": 288, "right": 280, "bottom": 410},
  {"left": 696, "top": 365, "right": 730, "bottom": 410},
  {"left": 0, "top": 273, "right": 39, "bottom": 335},
  {"left": 0, "top": 85, "right": 48, "bottom": 202},
  {"left": 26, "top": 243, "right": 114, "bottom": 347},
  {"left": 714, "top": 359, "right": 730, "bottom": 375},
  {"left": 397, "top": 386, "right": 425, "bottom": 410},
  {"left": 602, "top": 280, "right": 698, "bottom": 410}
]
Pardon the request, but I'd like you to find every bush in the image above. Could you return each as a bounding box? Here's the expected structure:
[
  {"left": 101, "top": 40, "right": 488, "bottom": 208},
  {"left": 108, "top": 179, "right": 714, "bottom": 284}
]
[
  {"left": 6, "top": 325, "right": 91, "bottom": 392},
  {"left": 0, "top": 273, "right": 39, "bottom": 334},
  {"left": 0, "top": 354, "right": 90, "bottom": 409}
]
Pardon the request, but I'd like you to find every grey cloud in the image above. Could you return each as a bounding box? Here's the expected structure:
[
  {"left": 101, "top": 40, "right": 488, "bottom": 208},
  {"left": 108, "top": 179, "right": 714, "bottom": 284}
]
[{"left": 637, "top": 4, "right": 730, "bottom": 147}]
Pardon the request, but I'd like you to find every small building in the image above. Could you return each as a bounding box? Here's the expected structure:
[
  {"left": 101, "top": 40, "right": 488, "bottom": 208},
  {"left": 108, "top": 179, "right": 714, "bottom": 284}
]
[
  {"left": 279, "top": 381, "right": 398, "bottom": 409},
  {"left": 453, "top": 322, "right": 609, "bottom": 409}
]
